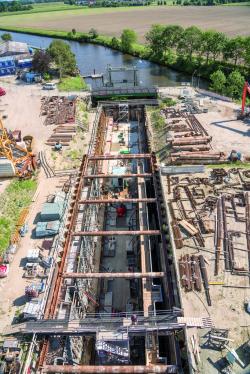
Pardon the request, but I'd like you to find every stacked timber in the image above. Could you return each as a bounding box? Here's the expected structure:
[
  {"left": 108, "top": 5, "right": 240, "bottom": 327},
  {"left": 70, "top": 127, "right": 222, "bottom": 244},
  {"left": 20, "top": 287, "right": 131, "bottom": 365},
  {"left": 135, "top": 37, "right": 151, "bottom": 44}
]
[{"left": 46, "top": 124, "right": 77, "bottom": 147}]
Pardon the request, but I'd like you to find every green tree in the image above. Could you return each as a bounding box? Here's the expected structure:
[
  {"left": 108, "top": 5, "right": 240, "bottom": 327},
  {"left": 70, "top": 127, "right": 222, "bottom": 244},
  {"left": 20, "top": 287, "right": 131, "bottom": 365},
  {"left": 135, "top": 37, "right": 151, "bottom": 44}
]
[
  {"left": 145, "top": 24, "right": 165, "bottom": 59},
  {"left": 226, "top": 70, "right": 245, "bottom": 99},
  {"left": 223, "top": 36, "right": 245, "bottom": 66},
  {"left": 32, "top": 50, "right": 51, "bottom": 74},
  {"left": 243, "top": 36, "right": 250, "bottom": 69},
  {"left": 162, "top": 25, "right": 184, "bottom": 51},
  {"left": 210, "top": 32, "right": 227, "bottom": 61},
  {"left": 1, "top": 33, "right": 12, "bottom": 42},
  {"left": 177, "top": 26, "right": 202, "bottom": 59},
  {"left": 209, "top": 70, "right": 226, "bottom": 94},
  {"left": 47, "top": 40, "right": 77, "bottom": 78},
  {"left": 121, "top": 29, "right": 137, "bottom": 52}
]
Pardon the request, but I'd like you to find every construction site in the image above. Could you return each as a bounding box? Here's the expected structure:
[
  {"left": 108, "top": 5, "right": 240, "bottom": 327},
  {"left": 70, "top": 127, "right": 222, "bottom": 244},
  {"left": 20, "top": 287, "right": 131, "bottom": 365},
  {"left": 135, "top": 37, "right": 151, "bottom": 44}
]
[{"left": 0, "top": 74, "right": 249, "bottom": 374}]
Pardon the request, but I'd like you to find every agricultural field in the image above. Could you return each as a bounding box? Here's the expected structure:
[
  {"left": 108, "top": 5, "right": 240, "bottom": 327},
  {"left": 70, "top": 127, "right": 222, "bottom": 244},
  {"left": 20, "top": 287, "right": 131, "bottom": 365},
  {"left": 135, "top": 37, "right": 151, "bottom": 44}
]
[
  {"left": 0, "top": 2, "right": 86, "bottom": 16},
  {"left": 0, "top": 5, "right": 250, "bottom": 40}
]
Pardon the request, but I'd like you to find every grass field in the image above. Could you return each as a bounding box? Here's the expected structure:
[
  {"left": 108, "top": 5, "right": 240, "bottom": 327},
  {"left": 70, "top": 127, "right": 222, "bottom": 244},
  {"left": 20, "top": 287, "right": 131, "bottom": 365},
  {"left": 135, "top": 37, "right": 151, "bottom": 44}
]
[
  {"left": 0, "top": 3, "right": 152, "bottom": 17},
  {"left": 0, "top": 179, "right": 37, "bottom": 254},
  {"left": 0, "top": 5, "right": 249, "bottom": 40},
  {"left": 0, "top": 2, "right": 88, "bottom": 16},
  {"left": 58, "top": 76, "right": 88, "bottom": 91}
]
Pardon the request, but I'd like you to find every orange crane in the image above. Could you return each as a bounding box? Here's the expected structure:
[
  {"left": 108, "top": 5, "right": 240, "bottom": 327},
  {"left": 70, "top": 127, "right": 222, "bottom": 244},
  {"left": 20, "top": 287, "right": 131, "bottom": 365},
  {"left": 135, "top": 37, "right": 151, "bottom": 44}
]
[
  {"left": 239, "top": 81, "right": 250, "bottom": 119},
  {"left": 0, "top": 118, "right": 36, "bottom": 178}
]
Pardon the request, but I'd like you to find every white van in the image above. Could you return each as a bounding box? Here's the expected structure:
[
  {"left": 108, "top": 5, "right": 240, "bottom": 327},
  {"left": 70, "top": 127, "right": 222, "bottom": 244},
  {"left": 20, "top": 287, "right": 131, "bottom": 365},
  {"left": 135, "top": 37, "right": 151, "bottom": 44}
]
[{"left": 43, "top": 82, "right": 56, "bottom": 90}]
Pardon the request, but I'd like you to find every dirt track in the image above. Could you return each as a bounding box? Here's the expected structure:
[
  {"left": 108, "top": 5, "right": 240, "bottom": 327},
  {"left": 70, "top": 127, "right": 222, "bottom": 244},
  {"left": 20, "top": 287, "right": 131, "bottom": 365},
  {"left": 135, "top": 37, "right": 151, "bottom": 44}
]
[{"left": 1, "top": 6, "right": 250, "bottom": 41}]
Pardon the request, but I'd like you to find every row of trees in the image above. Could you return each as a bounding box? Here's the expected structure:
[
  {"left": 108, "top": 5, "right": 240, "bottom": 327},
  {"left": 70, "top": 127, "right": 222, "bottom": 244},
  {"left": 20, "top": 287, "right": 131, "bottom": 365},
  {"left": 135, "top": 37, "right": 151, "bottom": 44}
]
[
  {"left": 89, "top": 1, "right": 151, "bottom": 7},
  {"left": 105, "top": 26, "right": 247, "bottom": 99},
  {"left": 174, "top": 0, "right": 246, "bottom": 5},
  {"left": 0, "top": 1, "right": 33, "bottom": 12},
  {"left": 32, "top": 40, "right": 77, "bottom": 77},
  {"left": 22, "top": 0, "right": 62, "bottom": 4},
  {"left": 145, "top": 24, "right": 250, "bottom": 68}
]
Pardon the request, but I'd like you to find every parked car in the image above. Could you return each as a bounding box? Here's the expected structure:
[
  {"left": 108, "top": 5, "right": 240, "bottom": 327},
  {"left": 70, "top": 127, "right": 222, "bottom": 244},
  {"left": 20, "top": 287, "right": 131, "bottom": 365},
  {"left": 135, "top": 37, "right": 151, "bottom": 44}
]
[
  {"left": 0, "top": 87, "right": 6, "bottom": 96},
  {"left": 42, "top": 82, "right": 56, "bottom": 90},
  {"left": 0, "top": 264, "right": 9, "bottom": 277}
]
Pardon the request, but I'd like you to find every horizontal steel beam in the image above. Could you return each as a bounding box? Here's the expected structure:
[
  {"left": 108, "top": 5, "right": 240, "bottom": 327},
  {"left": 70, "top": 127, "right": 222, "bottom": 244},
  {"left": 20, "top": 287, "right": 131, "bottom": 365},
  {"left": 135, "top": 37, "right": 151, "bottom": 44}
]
[
  {"left": 42, "top": 365, "right": 174, "bottom": 373},
  {"left": 10, "top": 320, "right": 184, "bottom": 336},
  {"left": 88, "top": 154, "right": 152, "bottom": 160},
  {"left": 83, "top": 173, "right": 152, "bottom": 179},
  {"left": 72, "top": 230, "right": 161, "bottom": 236},
  {"left": 78, "top": 198, "right": 156, "bottom": 204},
  {"left": 62, "top": 272, "right": 165, "bottom": 279}
]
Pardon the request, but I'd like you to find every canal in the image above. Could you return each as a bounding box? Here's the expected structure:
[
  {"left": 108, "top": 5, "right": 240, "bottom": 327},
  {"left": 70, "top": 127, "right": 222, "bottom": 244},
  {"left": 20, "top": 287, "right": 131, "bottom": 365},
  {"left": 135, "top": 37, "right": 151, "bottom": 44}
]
[{"left": 0, "top": 30, "right": 207, "bottom": 88}]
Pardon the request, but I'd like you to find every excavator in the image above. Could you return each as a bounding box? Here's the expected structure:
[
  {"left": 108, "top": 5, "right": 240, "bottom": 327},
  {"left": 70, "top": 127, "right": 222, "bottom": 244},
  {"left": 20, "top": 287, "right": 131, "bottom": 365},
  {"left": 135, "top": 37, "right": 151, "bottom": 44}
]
[
  {"left": 238, "top": 81, "right": 250, "bottom": 119},
  {"left": 0, "top": 118, "right": 36, "bottom": 178}
]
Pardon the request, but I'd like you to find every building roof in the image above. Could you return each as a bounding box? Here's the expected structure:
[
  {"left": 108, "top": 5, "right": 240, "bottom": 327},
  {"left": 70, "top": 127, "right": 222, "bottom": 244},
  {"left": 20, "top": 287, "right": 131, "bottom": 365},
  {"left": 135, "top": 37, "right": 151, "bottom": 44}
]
[{"left": 0, "top": 41, "right": 29, "bottom": 56}]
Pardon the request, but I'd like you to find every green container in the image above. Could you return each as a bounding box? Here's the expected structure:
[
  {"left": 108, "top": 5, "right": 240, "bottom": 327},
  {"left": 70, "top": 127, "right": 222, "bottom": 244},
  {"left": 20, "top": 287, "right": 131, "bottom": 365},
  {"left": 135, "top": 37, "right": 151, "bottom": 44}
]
[{"left": 120, "top": 150, "right": 130, "bottom": 154}]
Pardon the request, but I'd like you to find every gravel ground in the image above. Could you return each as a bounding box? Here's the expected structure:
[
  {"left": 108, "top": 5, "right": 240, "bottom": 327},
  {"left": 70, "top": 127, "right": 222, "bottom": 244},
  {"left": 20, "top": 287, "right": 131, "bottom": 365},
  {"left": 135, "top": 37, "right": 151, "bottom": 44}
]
[{"left": 196, "top": 102, "right": 250, "bottom": 157}]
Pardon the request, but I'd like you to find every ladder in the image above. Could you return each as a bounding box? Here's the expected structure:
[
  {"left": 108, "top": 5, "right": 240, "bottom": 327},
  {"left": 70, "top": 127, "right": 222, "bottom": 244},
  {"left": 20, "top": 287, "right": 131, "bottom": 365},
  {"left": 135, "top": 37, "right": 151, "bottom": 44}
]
[{"left": 117, "top": 104, "right": 129, "bottom": 123}]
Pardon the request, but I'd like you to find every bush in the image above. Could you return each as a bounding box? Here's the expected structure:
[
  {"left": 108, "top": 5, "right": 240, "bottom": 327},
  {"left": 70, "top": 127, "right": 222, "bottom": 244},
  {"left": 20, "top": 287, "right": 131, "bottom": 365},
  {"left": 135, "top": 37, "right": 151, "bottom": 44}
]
[
  {"left": 0, "top": 179, "right": 37, "bottom": 255},
  {"left": 1, "top": 33, "right": 12, "bottom": 41},
  {"left": 121, "top": 29, "right": 137, "bottom": 52},
  {"left": 162, "top": 97, "right": 177, "bottom": 107},
  {"left": 209, "top": 70, "right": 226, "bottom": 94},
  {"left": 89, "top": 28, "right": 98, "bottom": 39},
  {"left": 43, "top": 72, "right": 51, "bottom": 81},
  {"left": 111, "top": 37, "right": 120, "bottom": 49}
]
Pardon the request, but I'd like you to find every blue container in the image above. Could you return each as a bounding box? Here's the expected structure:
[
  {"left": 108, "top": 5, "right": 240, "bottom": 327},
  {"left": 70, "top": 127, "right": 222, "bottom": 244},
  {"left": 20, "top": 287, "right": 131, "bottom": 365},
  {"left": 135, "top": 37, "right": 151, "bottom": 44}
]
[{"left": 0, "top": 56, "right": 16, "bottom": 76}]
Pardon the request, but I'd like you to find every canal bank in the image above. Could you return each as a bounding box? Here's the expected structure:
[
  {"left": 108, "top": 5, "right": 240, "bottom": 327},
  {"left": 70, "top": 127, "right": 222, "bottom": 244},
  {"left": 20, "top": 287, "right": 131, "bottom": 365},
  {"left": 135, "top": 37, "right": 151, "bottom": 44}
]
[{"left": 0, "top": 29, "right": 208, "bottom": 89}]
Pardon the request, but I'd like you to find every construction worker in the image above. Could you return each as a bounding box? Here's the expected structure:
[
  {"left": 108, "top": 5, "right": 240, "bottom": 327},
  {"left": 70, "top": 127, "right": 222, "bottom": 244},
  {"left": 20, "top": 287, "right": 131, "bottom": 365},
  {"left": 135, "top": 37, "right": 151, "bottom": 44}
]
[
  {"left": 54, "top": 141, "right": 62, "bottom": 152},
  {"left": 131, "top": 314, "right": 138, "bottom": 325}
]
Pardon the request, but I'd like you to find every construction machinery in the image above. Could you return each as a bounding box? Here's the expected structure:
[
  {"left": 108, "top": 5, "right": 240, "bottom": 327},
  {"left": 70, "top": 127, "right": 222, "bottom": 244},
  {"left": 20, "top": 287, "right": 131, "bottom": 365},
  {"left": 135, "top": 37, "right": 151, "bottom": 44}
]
[
  {"left": 238, "top": 81, "right": 250, "bottom": 119},
  {"left": 0, "top": 117, "right": 36, "bottom": 178}
]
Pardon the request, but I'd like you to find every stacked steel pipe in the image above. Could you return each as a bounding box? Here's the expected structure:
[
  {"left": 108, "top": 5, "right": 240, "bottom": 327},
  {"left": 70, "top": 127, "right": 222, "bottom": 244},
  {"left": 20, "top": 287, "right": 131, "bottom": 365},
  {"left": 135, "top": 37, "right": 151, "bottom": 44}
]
[{"left": 178, "top": 255, "right": 202, "bottom": 292}]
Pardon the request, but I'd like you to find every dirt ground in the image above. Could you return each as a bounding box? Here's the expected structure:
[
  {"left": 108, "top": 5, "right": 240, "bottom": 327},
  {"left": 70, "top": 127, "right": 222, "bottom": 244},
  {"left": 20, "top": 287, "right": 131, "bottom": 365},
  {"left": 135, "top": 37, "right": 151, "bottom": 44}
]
[
  {"left": 161, "top": 169, "right": 250, "bottom": 374},
  {"left": 0, "top": 78, "right": 57, "bottom": 334},
  {"left": 1, "top": 6, "right": 250, "bottom": 41},
  {"left": 0, "top": 77, "right": 56, "bottom": 152},
  {"left": 0, "top": 77, "right": 93, "bottom": 336},
  {"left": 0, "top": 173, "right": 62, "bottom": 335}
]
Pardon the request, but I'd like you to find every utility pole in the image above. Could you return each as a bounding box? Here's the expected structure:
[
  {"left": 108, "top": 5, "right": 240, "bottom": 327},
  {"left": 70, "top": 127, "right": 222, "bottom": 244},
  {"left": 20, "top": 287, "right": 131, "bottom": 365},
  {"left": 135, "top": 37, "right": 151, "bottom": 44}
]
[{"left": 191, "top": 69, "right": 197, "bottom": 87}]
